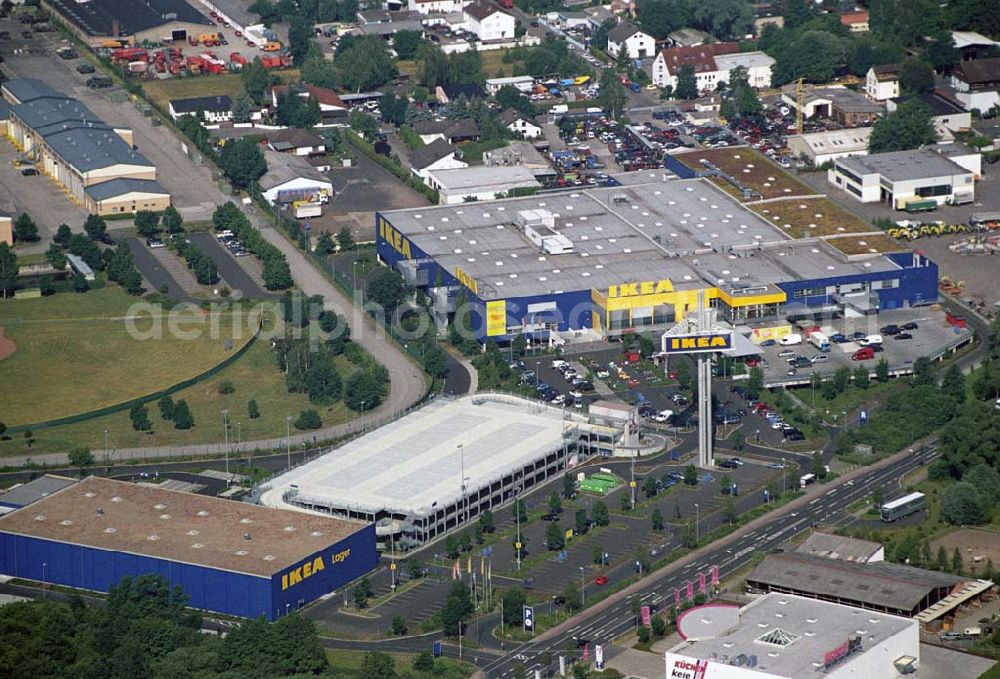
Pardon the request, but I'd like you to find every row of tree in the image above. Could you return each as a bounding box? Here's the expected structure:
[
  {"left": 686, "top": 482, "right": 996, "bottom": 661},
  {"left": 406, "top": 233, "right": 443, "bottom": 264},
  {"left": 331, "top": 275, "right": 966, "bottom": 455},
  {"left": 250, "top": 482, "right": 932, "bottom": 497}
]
[{"left": 212, "top": 203, "right": 292, "bottom": 290}]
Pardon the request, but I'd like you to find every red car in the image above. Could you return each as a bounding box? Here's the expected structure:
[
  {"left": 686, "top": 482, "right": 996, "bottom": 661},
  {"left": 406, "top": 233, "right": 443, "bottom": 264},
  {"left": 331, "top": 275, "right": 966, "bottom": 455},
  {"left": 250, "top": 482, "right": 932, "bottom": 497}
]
[{"left": 595, "top": 576, "right": 609, "bottom": 585}]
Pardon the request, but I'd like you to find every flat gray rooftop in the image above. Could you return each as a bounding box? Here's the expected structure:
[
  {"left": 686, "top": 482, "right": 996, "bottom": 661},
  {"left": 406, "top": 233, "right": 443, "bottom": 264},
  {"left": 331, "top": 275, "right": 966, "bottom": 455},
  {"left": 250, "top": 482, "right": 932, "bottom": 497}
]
[
  {"left": 837, "top": 149, "right": 970, "bottom": 183},
  {"left": 383, "top": 177, "right": 901, "bottom": 299},
  {"left": 260, "top": 395, "right": 571, "bottom": 518},
  {"left": 671, "top": 593, "right": 916, "bottom": 677},
  {"left": 0, "top": 475, "right": 77, "bottom": 509},
  {"left": 794, "top": 532, "right": 883, "bottom": 563}
]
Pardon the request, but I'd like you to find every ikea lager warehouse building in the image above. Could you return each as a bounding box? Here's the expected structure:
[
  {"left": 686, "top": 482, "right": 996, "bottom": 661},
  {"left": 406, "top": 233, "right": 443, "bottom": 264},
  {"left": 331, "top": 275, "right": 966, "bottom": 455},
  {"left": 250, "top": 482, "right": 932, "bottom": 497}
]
[
  {"left": 376, "top": 170, "right": 938, "bottom": 343},
  {"left": 0, "top": 477, "right": 377, "bottom": 620}
]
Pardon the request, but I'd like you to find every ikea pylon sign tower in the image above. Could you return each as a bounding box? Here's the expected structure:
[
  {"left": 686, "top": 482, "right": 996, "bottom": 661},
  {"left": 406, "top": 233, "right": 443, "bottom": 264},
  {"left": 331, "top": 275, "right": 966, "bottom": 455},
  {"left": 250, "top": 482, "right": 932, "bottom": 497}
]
[{"left": 661, "top": 291, "right": 734, "bottom": 468}]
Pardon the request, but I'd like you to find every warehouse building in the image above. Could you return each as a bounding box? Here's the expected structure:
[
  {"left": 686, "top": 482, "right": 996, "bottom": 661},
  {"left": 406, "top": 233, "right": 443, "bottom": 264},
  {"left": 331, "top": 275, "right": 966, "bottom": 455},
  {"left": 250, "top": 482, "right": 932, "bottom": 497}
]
[
  {"left": 376, "top": 171, "right": 938, "bottom": 342},
  {"left": 260, "top": 394, "right": 621, "bottom": 548},
  {"left": 260, "top": 150, "right": 333, "bottom": 206},
  {"left": 746, "top": 552, "right": 991, "bottom": 619},
  {"left": 828, "top": 147, "right": 976, "bottom": 209},
  {"left": 42, "top": 0, "right": 215, "bottom": 47},
  {"left": 1, "top": 79, "right": 170, "bottom": 215},
  {"left": 785, "top": 128, "right": 872, "bottom": 167},
  {"left": 425, "top": 165, "right": 541, "bottom": 204},
  {"left": 0, "top": 477, "right": 376, "bottom": 620},
  {"left": 664, "top": 593, "right": 919, "bottom": 678},
  {"left": 794, "top": 532, "right": 884, "bottom": 564}
]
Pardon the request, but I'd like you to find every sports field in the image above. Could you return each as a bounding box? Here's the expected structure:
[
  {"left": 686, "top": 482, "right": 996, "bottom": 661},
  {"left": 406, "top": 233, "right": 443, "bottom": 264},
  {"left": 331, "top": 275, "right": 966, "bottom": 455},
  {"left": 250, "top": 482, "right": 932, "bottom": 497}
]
[{"left": 0, "top": 289, "right": 252, "bottom": 426}]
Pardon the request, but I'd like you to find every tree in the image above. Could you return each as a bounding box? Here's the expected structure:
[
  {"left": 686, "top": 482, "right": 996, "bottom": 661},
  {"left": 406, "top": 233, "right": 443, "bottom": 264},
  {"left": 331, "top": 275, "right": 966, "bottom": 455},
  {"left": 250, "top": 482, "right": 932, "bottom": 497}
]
[
  {"left": 459, "top": 530, "right": 472, "bottom": 553},
  {"left": 83, "top": 214, "right": 108, "bottom": 241},
  {"left": 692, "top": 0, "right": 753, "bottom": 40},
  {"left": 720, "top": 65, "right": 763, "bottom": 119},
  {"left": 574, "top": 508, "right": 589, "bottom": 536},
  {"left": 651, "top": 615, "right": 667, "bottom": 637},
  {"left": 501, "top": 588, "right": 526, "bottom": 626},
  {"left": 134, "top": 210, "right": 161, "bottom": 238},
  {"left": 592, "top": 500, "right": 609, "bottom": 526},
  {"left": 172, "top": 400, "right": 194, "bottom": 429},
  {"left": 328, "top": 226, "right": 353, "bottom": 255},
  {"left": 389, "top": 614, "right": 408, "bottom": 636},
  {"left": 952, "top": 547, "right": 964, "bottom": 575},
  {"left": 598, "top": 68, "right": 627, "bottom": 119},
  {"left": 548, "top": 491, "right": 562, "bottom": 515},
  {"left": 130, "top": 402, "right": 152, "bottom": 431},
  {"left": 241, "top": 58, "right": 270, "bottom": 104},
  {"left": 0, "top": 243, "right": 18, "bottom": 298},
  {"left": 853, "top": 365, "right": 870, "bottom": 389},
  {"left": 564, "top": 582, "right": 582, "bottom": 612},
  {"left": 287, "top": 16, "right": 313, "bottom": 66},
  {"left": 360, "top": 651, "right": 396, "bottom": 679},
  {"left": 72, "top": 272, "right": 89, "bottom": 293},
  {"left": 899, "top": 57, "right": 935, "bottom": 94},
  {"left": 674, "top": 64, "right": 698, "bottom": 100},
  {"left": 366, "top": 269, "right": 409, "bottom": 315},
  {"left": 67, "top": 446, "right": 94, "bottom": 471},
  {"left": 247, "top": 398, "right": 260, "bottom": 420},
  {"left": 642, "top": 476, "right": 658, "bottom": 499},
  {"left": 912, "top": 356, "right": 936, "bottom": 386},
  {"left": 220, "top": 138, "right": 268, "bottom": 190},
  {"left": 479, "top": 509, "right": 495, "bottom": 533},
  {"left": 335, "top": 36, "right": 397, "bottom": 92},
  {"left": 445, "top": 534, "right": 459, "bottom": 559},
  {"left": 722, "top": 496, "right": 738, "bottom": 524},
  {"left": 13, "top": 213, "right": 39, "bottom": 242},
  {"left": 868, "top": 101, "right": 936, "bottom": 153},
  {"left": 940, "top": 482, "right": 988, "bottom": 525},
  {"left": 941, "top": 364, "right": 966, "bottom": 404},
  {"left": 393, "top": 30, "right": 423, "bottom": 60},
  {"left": 620, "top": 490, "right": 632, "bottom": 511},
  {"left": 54, "top": 223, "right": 72, "bottom": 248},
  {"left": 811, "top": 451, "right": 826, "bottom": 479},
  {"left": 637, "top": 0, "right": 690, "bottom": 39},
  {"left": 782, "top": 0, "right": 815, "bottom": 29},
  {"left": 872, "top": 486, "right": 885, "bottom": 509},
  {"left": 683, "top": 464, "right": 699, "bottom": 486},
  {"left": 869, "top": 0, "right": 943, "bottom": 47},
  {"left": 651, "top": 508, "right": 665, "bottom": 531},
  {"left": 231, "top": 92, "right": 254, "bottom": 124},
  {"left": 38, "top": 275, "right": 54, "bottom": 296},
  {"left": 545, "top": 522, "right": 565, "bottom": 550},
  {"left": 440, "top": 581, "right": 473, "bottom": 636},
  {"left": 412, "top": 651, "right": 434, "bottom": 671},
  {"left": 276, "top": 92, "right": 321, "bottom": 127},
  {"left": 875, "top": 358, "right": 890, "bottom": 383},
  {"left": 344, "top": 368, "right": 387, "bottom": 412},
  {"left": 162, "top": 205, "right": 184, "bottom": 234},
  {"left": 563, "top": 473, "right": 576, "bottom": 499},
  {"left": 158, "top": 395, "right": 175, "bottom": 421},
  {"left": 294, "top": 409, "right": 323, "bottom": 430},
  {"left": 407, "top": 559, "right": 424, "bottom": 580}
]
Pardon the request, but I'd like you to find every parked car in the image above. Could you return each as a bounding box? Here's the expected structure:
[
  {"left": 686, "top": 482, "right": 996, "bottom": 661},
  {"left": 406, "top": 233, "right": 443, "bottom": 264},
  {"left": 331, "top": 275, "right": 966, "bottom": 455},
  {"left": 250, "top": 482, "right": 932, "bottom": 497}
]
[
  {"left": 778, "top": 349, "right": 795, "bottom": 358},
  {"left": 852, "top": 347, "right": 875, "bottom": 361},
  {"left": 894, "top": 332, "right": 913, "bottom": 340},
  {"left": 76, "top": 62, "right": 95, "bottom": 74},
  {"left": 653, "top": 409, "right": 674, "bottom": 423},
  {"left": 20, "top": 168, "right": 38, "bottom": 176},
  {"left": 810, "top": 354, "right": 828, "bottom": 364},
  {"left": 146, "top": 237, "right": 165, "bottom": 248},
  {"left": 594, "top": 576, "right": 609, "bottom": 585},
  {"left": 880, "top": 324, "right": 900, "bottom": 336},
  {"left": 903, "top": 322, "right": 919, "bottom": 330},
  {"left": 759, "top": 339, "right": 777, "bottom": 347},
  {"left": 829, "top": 333, "right": 848, "bottom": 343}
]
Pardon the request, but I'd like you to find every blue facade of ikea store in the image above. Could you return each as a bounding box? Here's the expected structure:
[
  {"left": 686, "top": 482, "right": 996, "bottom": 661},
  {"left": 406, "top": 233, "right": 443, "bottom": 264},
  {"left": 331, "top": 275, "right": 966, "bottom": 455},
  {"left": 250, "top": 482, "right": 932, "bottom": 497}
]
[{"left": 0, "top": 523, "right": 377, "bottom": 621}]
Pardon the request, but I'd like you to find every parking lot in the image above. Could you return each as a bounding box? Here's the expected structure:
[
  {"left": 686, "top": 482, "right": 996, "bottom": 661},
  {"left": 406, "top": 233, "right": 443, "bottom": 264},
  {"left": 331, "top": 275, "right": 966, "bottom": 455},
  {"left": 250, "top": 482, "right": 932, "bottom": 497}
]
[
  {"left": 188, "top": 231, "right": 277, "bottom": 300},
  {"left": 0, "top": 23, "right": 227, "bottom": 224},
  {"left": 752, "top": 307, "right": 973, "bottom": 386}
]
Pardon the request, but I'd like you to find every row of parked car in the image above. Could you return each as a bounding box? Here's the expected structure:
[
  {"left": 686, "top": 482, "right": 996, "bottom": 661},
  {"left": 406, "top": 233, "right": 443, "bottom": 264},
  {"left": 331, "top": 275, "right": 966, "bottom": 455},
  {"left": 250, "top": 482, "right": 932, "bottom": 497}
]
[
  {"left": 216, "top": 229, "right": 249, "bottom": 257},
  {"left": 731, "top": 385, "right": 806, "bottom": 442},
  {"left": 514, "top": 359, "right": 594, "bottom": 407}
]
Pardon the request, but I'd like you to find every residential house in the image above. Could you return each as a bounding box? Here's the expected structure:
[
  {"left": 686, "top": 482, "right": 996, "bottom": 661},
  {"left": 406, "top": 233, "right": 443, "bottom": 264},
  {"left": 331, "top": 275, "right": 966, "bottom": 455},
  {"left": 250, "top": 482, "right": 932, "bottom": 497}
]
[
  {"left": 168, "top": 95, "right": 232, "bottom": 123},
  {"left": 650, "top": 43, "right": 737, "bottom": 91},
  {"left": 260, "top": 150, "right": 333, "bottom": 205},
  {"left": 865, "top": 64, "right": 900, "bottom": 101},
  {"left": 887, "top": 91, "right": 971, "bottom": 138},
  {"left": 500, "top": 109, "right": 542, "bottom": 139},
  {"left": 607, "top": 22, "right": 655, "bottom": 60},
  {"left": 407, "top": 0, "right": 460, "bottom": 14},
  {"left": 463, "top": 0, "right": 516, "bottom": 42},
  {"left": 436, "top": 83, "right": 485, "bottom": 104},
  {"left": 952, "top": 31, "right": 1000, "bottom": 62},
  {"left": 265, "top": 128, "right": 328, "bottom": 156},
  {"left": 840, "top": 10, "right": 869, "bottom": 32},
  {"left": 412, "top": 119, "right": 480, "bottom": 145},
  {"left": 584, "top": 5, "right": 616, "bottom": 31},
  {"left": 553, "top": 11, "right": 590, "bottom": 29},
  {"left": 951, "top": 57, "right": 1000, "bottom": 113},
  {"left": 410, "top": 138, "right": 468, "bottom": 182},
  {"left": 667, "top": 28, "right": 712, "bottom": 47},
  {"left": 270, "top": 84, "right": 348, "bottom": 126},
  {"left": 714, "top": 52, "right": 774, "bottom": 88}
]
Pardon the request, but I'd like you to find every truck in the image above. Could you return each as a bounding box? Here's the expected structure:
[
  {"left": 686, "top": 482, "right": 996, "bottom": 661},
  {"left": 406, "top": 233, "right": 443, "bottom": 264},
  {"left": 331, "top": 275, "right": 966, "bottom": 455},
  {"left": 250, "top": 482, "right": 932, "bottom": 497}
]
[
  {"left": 549, "top": 104, "right": 568, "bottom": 114},
  {"left": 229, "top": 52, "right": 248, "bottom": 68},
  {"left": 807, "top": 331, "right": 830, "bottom": 352},
  {"left": 799, "top": 473, "right": 816, "bottom": 488},
  {"left": 198, "top": 32, "right": 221, "bottom": 45},
  {"left": 293, "top": 201, "right": 322, "bottom": 219},
  {"left": 86, "top": 76, "right": 113, "bottom": 89}
]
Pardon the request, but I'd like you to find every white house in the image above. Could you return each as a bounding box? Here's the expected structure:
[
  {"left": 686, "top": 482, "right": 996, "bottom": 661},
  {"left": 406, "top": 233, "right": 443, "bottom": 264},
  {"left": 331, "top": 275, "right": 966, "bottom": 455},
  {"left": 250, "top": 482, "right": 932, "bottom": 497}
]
[
  {"left": 950, "top": 57, "right": 1000, "bottom": 113},
  {"left": 864, "top": 64, "right": 900, "bottom": 101},
  {"left": 410, "top": 138, "right": 468, "bottom": 183},
  {"left": 607, "top": 22, "right": 655, "bottom": 60},
  {"left": 463, "top": 0, "right": 516, "bottom": 42},
  {"left": 828, "top": 148, "right": 976, "bottom": 208},
  {"left": 786, "top": 127, "right": 872, "bottom": 167},
  {"left": 651, "top": 43, "right": 743, "bottom": 91},
  {"left": 486, "top": 75, "right": 535, "bottom": 95},
  {"left": 168, "top": 95, "right": 232, "bottom": 123},
  {"left": 407, "top": 0, "right": 459, "bottom": 14},
  {"left": 425, "top": 165, "right": 541, "bottom": 204},
  {"left": 714, "top": 52, "right": 774, "bottom": 88},
  {"left": 887, "top": 91, "right": 971, "bottom": 138},
  {"left": 500, "top": 109, "right": 542, "bottom": 139},
  {"left": 260, "top": 150, "right": 334, "bottom": 205}
]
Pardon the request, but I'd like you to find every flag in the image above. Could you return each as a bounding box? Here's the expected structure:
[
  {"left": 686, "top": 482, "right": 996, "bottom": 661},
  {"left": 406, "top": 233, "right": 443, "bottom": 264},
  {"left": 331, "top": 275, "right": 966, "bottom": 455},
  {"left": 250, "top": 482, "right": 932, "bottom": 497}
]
[
  {"left": 467, "top": 556, "right": 472, "bottom": 574},
  {"left": 710, "top": 565, "right": 719, "bottom": 586},
  {"left": 686, "top": 580, "right": 694, "bottom": 600},
  {"left": 453, "top": 560, "right": 460, "bottom": 580},
  {"left": 699, "top": 572, "right": 706, "bottom": 594},
  {"left": 583, "top": 644, "right": 589, "bottom": 661},
  {"left": 641, "top": 605, "right": 651, "bottom": 626},
  {"left": 565, "top": 528, "right": 574, "bottom": 541},
  {"left": 481, "top": 557, "right": 485, "bottom": 576},
  {"left": 674, "top": 587, "right": 681, "bottom": 608}
]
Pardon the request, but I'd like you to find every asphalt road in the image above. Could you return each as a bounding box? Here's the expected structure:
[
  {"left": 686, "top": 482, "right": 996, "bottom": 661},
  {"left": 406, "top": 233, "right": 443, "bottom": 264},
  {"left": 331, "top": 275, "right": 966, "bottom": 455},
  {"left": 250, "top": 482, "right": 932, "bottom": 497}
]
[
  {"left": 126, "top": 238, "right": 195, "bottom": 303},
  {"left": 187, "top": 232, "right": 277, "bottom": 300},
  {"left": 479, "top": 444, "right": 937, "bottom": 678}
]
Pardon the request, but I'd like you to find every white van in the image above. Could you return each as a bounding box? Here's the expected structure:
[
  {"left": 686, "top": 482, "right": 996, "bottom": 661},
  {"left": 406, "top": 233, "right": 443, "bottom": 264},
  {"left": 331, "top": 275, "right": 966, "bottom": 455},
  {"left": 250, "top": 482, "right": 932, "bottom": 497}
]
[
  {"left": 859, "top": 334, "right": 883, "bottom": 346},
  {"left": 551, "top": 359, "right": 569, "bottom": 369},
  {"left": 778, "top": 334, "right": 802, "bottom": 346}
]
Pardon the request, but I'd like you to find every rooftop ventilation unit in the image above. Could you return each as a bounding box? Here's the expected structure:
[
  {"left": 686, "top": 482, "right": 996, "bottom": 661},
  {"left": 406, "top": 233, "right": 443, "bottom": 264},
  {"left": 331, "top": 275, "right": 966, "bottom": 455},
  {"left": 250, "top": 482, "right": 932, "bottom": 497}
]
[{"left": 516, "top": 209, "right": 573, "bottom": 255}]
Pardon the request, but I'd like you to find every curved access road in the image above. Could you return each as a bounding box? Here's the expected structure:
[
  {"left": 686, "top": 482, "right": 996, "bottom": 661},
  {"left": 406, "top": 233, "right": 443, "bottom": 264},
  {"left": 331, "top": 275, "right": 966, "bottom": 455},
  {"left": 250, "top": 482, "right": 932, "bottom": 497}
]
[{"left": 3, "top": 223, "right": 431, "bottom": 468}]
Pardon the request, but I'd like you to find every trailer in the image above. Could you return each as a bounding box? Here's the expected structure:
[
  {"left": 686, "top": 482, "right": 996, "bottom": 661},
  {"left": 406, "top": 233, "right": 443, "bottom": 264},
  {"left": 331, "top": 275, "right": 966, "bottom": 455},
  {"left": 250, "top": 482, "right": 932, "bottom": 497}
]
[
  {"left": 293, "top": 201, "right": 322, "bottom": 219},
  {"left": 807, "top": 331, "right": 830, "bottom": 351},
  {"left": 903, "top": 199, "right": 938, "bottom": 213}
]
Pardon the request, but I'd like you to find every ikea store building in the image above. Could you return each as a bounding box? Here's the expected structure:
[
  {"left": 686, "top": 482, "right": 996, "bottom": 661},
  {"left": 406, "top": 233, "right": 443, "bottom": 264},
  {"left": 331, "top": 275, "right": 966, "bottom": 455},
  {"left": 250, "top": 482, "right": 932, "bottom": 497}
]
[
  {"left": 375, "top": 172, "right": 937, "bottom": 343},
  {"left": 0, "top": 477, "right": 376, "bottom": 620}
]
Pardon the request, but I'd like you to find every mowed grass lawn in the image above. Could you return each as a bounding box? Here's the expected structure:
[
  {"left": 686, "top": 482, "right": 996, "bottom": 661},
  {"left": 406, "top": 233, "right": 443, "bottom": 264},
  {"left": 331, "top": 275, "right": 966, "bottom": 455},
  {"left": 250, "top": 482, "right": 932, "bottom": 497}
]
[
  {"left": 324, "top": 650, "right": 474, "bottom": 679},
  {"left": 142, "top": 70, "right": 300, "bottom": 110},
  {"left": 0, "top": 289, "right": 251, "bottom": 426}
]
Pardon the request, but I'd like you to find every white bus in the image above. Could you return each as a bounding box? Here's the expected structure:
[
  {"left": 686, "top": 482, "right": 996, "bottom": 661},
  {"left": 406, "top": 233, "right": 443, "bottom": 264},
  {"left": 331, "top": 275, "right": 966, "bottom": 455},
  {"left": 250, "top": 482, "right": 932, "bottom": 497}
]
[
  {"left": 880, "top": 492, "right": 926, "bottom": 522},
  {"left": 799, "top": 473, "right": 816, "bottom": 488}
]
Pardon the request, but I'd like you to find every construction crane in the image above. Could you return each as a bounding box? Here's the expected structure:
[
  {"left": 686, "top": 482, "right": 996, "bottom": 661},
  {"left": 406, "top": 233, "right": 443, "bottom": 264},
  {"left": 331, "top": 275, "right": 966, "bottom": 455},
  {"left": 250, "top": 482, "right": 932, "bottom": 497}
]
[{"left": 795, "top": 78, "right": 804, "bottom": 135}]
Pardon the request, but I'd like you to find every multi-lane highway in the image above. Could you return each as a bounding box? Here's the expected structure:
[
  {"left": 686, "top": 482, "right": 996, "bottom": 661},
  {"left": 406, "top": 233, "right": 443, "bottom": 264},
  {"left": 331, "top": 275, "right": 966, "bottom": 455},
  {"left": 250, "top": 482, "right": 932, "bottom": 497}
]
[{"left": 479, "top": 444, "right": 936, "bottom": 678}]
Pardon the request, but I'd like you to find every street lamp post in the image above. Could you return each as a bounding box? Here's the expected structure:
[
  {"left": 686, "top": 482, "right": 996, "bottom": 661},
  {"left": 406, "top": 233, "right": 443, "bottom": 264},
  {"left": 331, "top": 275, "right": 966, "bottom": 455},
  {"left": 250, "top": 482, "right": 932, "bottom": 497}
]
[
  {"left": 222, "top": 409, "right": 230, "bottom": 477},
  {"left": 42, "top": 562, "right": 47, "bottom": 601},
  {"left": 579, "top": 566, "right": 586, "bottom": 605},
  {"left": 285, "top": 416, "right": 292, "bottom": 468},
  {"left": 694, "top": 503, "right": 700, "bottom": 542},
  {"left": 104, "top": 429, "right": 109, "bottom": 468},
  {"left": 515, "top": 483, "right": 523, "bottom": 570}
]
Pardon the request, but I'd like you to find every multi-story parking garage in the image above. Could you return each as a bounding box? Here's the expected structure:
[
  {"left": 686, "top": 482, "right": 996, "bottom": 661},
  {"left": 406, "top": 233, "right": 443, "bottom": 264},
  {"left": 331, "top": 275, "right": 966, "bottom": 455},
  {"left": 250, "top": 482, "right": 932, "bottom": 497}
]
[{"left": 260, "top": 394, "right": 623, "bottom": 548}]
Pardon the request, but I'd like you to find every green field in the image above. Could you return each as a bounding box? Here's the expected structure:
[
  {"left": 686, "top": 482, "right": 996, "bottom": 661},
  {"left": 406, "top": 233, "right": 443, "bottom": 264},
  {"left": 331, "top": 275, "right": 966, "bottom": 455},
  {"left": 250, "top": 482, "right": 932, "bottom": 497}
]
[
  {"left": 142, "top": 70, "right": 300, "bottom": 110},
  {"left": 324, "top": 650, "right": 474, "bottom": 679},
  {"left": 0, "top": 289, "right": 257, "bottom": 426}
]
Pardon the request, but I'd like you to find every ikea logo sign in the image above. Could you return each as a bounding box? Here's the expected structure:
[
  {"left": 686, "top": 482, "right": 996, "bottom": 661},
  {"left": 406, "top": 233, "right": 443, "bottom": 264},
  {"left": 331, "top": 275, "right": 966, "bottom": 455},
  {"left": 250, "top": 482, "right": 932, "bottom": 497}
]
[
  {"left": 379, "top": 220, "right": 412, "bottom": 259},
  {"left": 607, "top": 279, "right": 673, "bottom": 298},
  {"left": 664, "top": 333, "right": 733, "bottom": 354},
  {"left": 281, "top": 548, "right": 352, "bottom": 591}
]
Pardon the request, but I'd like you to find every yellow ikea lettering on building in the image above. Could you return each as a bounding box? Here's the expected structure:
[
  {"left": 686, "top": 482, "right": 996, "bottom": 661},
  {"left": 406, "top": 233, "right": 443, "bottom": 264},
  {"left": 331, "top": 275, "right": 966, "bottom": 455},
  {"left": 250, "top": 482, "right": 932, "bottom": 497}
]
[
  {"left": 380, "top": 220, "right": 412, "bottom": 259},
  {"left": 607, "top": 280, "right": 673, "bottom": 298},
  {"left": 669, "top": 336, "right": 729, "bottom": 350},
  {"left": 280, "top": 548, "right": 352, "bottom": 591},
  {"left": 455, "top": 266, "right": 479, "bottom": 295}
]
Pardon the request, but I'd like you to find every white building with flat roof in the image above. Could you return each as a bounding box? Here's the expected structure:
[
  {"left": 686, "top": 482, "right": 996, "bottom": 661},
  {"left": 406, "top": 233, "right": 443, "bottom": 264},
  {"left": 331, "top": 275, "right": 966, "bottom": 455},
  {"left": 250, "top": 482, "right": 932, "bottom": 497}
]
[
  {"left": 665, "top": 594, "right": 918, "bottom": 678},
  {"left": 828, "top": 148, "right": 976, "bottom": 209},
  {"left": 260, "top": 395, "right": 620, "bottom": 547},
  {"left": 425, "top": 165, "right": 542, "bottom": 204},
  {"left": 786, "top": 128, "right": 872, "bottom": 167}
]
